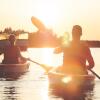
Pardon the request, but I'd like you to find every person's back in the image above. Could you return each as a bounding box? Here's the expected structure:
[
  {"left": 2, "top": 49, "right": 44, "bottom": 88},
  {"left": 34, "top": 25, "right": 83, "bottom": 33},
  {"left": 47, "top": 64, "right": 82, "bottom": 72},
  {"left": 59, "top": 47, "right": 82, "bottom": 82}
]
[
  {"left": 62, "top": 41, "right": 92, "bottom": 74},
  {"left": 2, "top": 45, "right": 20, "bottom": 64},
  {"left": 0, "top": 34, "right": 26, "bottom": 64},
  {"left": 54, "top": 25, "right": 94, "bottom": 75}
]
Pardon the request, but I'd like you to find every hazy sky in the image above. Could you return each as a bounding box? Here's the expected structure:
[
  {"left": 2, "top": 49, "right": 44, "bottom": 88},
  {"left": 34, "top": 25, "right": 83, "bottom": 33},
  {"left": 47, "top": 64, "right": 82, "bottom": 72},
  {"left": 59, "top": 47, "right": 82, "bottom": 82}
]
[{"left": 0, "top": 0, "right": 100, "bottom": 40}]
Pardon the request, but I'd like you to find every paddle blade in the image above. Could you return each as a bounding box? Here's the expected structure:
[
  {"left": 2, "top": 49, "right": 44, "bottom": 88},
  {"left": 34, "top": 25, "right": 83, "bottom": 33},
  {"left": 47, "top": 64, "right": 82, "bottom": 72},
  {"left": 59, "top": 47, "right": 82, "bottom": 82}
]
[
  {"left": 27, "top": 58, "right": 53, "bottom": 72},
  {"left": 38, "top": 64, "right": 52, "bottom": 72},
  {"left": 31, "top": 16, "right": 47, "bottom": 31}
]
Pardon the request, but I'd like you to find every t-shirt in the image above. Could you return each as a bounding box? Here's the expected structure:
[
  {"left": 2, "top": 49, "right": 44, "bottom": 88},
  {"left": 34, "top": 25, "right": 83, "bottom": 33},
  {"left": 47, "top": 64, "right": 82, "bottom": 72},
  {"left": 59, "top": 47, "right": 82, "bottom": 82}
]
[
  {"left": 54, "top": 42, "right": 94, "bottom": 74},
  {"left": 1, "top": 45, "right": 21, "bottom": 64}
]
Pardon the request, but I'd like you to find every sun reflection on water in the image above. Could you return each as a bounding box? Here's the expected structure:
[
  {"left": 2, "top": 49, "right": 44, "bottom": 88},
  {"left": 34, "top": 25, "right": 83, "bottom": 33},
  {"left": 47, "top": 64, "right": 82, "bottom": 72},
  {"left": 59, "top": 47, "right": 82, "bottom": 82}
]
[
  {"left": 0, "top": 48, "right": 99, "bottom": 100},
  {"left": 27, "top": 48, "right": 63, "bottom": 67}
]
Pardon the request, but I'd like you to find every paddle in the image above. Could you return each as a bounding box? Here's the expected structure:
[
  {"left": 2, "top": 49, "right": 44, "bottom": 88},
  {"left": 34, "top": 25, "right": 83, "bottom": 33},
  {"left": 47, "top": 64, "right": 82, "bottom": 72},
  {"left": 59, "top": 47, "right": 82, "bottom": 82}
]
[
  {"left": 31, "top": 16, "right": 47, "bottom": 31},
  {"left": 89, "top": 69, "right": 100, "bottom": 79},
  {"left": 27, "top": 58, "right": 100, "bottom": 79},
  {"left": 27, "top": 58, "right": 53, "bottom": 72}
]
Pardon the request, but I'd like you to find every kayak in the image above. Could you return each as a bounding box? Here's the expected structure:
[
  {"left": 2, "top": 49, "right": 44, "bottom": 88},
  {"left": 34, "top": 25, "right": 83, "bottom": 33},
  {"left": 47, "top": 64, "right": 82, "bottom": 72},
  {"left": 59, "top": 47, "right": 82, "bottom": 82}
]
[
  {"left": 0, "top": 62, "right": 30, "bottom": 74},
  {"left": 48, "top": 71, "right": 95, "bottom": 91}
]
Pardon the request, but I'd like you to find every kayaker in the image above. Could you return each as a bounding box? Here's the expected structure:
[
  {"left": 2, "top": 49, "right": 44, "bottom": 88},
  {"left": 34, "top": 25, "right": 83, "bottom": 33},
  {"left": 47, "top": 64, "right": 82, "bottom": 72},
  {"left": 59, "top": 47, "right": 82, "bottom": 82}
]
[
  {"left": 54, "top": 25, "right": 95, "bottom": 74},
  {"left": 0, "top": 34, "right": 27, "bottom": 64}
]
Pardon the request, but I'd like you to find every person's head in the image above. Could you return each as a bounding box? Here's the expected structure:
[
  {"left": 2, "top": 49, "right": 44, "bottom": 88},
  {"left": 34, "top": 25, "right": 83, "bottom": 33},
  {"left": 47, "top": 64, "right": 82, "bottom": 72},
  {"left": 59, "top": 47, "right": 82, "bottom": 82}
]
[
  {"left": 72, "top": 25, "right": 82, "bottom": 41},
  {"left": 8, "top": 34, "right": 16, "bottom": 45}
]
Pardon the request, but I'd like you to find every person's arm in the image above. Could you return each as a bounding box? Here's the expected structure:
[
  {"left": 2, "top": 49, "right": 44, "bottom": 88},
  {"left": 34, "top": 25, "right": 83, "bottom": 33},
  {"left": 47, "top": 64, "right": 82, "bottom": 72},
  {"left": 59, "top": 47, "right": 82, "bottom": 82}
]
[
  {"left": 0, "top": 50, "right": 3, "bottom": 55},
  {"left": 86, "top": 48, "right": 95, "bottom": 70},
  {"left": 0, "top": 47, "right": 4, "bottom": 55},
  {"left": 17, "top": 46, "right": 27, "bottom": 62}
]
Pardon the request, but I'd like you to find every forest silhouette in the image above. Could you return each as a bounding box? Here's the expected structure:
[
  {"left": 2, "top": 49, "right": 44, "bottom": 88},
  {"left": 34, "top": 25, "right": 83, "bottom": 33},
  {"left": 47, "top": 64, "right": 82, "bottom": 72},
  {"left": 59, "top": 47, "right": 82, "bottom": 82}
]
[{"left": 0, "top": 26, "right": 100, "bottom": 48}]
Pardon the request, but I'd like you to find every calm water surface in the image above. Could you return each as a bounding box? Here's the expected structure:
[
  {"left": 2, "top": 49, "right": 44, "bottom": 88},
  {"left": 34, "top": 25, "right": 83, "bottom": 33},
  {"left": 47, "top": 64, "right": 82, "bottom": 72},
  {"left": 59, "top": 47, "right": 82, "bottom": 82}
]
[{"left": 0, "top": 48, "right": 100, "bottom": 100}]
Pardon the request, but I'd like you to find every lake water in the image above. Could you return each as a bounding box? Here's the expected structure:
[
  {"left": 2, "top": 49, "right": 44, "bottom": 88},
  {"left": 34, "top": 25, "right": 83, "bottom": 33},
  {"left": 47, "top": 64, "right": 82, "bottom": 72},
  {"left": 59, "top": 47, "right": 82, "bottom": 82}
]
[{"left": 0, "top": 48, "right": 100, "bottom": 100}]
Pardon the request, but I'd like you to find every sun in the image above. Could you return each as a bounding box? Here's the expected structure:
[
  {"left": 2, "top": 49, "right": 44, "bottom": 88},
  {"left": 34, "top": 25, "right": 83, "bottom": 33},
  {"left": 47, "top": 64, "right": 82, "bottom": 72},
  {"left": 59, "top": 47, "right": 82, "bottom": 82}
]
[
  {"left": 23, "top": 0, "right": 75, "bottom": 37},
  {"left": 32, "top": 2, "right": 61, "bottom": 29},
  {"left": 26, "top": 0, "right": 71, "bottom": 33}
]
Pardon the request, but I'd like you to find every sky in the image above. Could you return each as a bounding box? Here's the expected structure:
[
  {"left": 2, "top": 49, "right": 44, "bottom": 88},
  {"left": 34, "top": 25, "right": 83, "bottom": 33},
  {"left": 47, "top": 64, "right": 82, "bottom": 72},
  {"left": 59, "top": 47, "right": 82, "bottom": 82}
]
[{"left": 0, "top": 0, "right": 100, "bottom": 40}]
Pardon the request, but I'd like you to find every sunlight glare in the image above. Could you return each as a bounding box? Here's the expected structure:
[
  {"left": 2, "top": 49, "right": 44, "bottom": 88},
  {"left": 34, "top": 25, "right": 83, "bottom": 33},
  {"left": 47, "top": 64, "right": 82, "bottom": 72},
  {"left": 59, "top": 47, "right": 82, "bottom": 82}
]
[
  {"left": 32, "top": 1, "right": 61, "bottom": 29},
  {"left": 27, "top": 0, "right": 72, "bottom": 33},
  {"left": 40, "top": 80, "right": 49, "bottom": 100},
  {"left": 62, "top": 76, "right": 72, "bottom": 83},
  {"left": 27, "top": 48, "right": 63, "bottom": 67},
  {"left": 61, "top": 32, "right": 70, "bottom": 47},
  {"left": 41, "top": 48, "right": 54, "bottom": 66}
]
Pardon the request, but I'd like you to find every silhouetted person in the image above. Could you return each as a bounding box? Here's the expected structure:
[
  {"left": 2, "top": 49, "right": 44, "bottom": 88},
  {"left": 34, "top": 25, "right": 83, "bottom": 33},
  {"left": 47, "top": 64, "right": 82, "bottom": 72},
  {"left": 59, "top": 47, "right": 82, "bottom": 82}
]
[
  {"left": 0, "top": 34, "right": 27, "bottom": 64},
  {"left": 54, "top": 25, "right": 94, "bottom": 74}
]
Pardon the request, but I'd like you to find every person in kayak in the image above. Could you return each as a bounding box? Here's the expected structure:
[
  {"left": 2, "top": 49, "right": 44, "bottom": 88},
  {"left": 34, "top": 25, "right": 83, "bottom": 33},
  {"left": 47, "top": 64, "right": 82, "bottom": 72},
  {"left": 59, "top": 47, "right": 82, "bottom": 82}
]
[
  {"left": 0, "top": 34, "right": 27, "bottom": 64},
  {"left": 54, "top": 25, "right": 95, "bottom": 74}
]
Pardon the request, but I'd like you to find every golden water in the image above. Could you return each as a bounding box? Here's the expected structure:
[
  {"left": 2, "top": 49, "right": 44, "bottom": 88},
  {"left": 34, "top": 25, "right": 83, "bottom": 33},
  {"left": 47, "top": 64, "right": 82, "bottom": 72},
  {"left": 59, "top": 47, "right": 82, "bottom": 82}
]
[{"left": 0, "top": 48, "right": 100, "bottom": 100}]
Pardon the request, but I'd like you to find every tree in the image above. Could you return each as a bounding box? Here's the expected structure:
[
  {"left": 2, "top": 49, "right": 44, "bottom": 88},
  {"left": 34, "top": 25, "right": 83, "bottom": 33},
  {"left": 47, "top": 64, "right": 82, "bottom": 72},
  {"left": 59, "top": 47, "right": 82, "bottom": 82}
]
[{"left": 4, "top": 27, "right": 13, "bottom": 34}]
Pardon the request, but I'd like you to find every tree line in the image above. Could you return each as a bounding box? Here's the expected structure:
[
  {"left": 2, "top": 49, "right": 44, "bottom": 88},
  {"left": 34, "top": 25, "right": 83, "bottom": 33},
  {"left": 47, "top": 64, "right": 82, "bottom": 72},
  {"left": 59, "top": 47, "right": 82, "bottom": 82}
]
[
  {"left": 0, "top": 27, "right": 69, "bottom": 47},
  {"left": 0, "top": 27, "right": 27, "bottom": 35}
]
